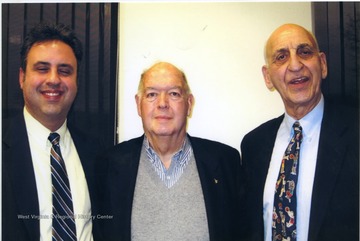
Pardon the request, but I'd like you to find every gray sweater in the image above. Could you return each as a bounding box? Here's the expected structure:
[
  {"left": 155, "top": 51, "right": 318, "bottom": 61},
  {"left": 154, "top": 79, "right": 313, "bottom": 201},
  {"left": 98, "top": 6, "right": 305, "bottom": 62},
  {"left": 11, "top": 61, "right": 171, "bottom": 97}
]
[{"left": 131, "top": 146, "right": 210, "bottom": 240}]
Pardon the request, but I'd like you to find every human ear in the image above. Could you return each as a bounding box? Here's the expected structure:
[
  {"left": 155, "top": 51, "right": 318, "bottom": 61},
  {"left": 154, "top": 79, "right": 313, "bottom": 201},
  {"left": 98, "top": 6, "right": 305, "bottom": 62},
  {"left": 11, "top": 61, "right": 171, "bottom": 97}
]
[
  {"left": 262, "top": 65, "right": 275, "bottom": 91},
  {"left": 19, "top": 68, "right": 25, "bottom": 89}
]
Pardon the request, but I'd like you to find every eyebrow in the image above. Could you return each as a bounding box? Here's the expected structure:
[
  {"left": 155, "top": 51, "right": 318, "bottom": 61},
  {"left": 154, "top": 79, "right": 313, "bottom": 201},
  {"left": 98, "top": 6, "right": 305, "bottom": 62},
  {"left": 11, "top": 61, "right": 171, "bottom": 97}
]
[
  {"left": 32, "top": 61, "right": 75, "bottom": 70},
  {"left": 275, "top": 43, "right": 315, "bottom": 53},
  {"left": 144, "top": 86, "right": 183, "bottom": 91},
  {"left": 271, "top": 43, "right": 316, "bottom": 60},
  {"left": 33, "top": 61, "right": 50, "bottom": 67},
  {"left": 296, "top": 43, "right": 316, "bottom": 50}
]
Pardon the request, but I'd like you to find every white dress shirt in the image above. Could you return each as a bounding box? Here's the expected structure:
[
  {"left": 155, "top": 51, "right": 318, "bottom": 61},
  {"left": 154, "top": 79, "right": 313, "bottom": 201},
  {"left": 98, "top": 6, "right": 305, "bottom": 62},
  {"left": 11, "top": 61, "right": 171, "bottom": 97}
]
[
  {"left": 263, "top": 96, "right": 324, "bottom": 241},
  {"left": 24, "top": 107, "right": 93, "bottom": 241}
]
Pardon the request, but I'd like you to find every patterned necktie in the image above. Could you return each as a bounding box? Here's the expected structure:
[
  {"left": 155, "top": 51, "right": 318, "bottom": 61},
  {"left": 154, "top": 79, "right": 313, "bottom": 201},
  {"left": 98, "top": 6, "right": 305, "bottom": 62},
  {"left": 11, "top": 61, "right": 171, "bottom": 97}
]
[
  {"left": 272, "top": 121, "right": 303, "bottom": 241},
  {"left": 48, "top": 133, "right": 77, "bottom": 241}
]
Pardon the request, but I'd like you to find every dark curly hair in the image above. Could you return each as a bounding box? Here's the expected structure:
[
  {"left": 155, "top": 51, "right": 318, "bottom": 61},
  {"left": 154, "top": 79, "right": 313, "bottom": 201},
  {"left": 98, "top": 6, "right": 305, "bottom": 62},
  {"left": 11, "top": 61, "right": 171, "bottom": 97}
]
[{"left": 20, "top": 22, "right": 83, "bottom": 74}]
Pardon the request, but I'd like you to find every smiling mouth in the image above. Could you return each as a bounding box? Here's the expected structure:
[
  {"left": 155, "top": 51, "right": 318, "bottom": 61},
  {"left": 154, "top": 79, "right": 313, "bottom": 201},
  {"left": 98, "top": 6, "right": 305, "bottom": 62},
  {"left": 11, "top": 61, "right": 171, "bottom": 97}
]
[
  {"left": 41, "top": 90, "right": 63, "bottom": 99},
  {"left": 44, "top": 92, "right": 60, "bottom": 96},
  {"left": 289, "top": 76, "right": 309, "bottom": 85}
]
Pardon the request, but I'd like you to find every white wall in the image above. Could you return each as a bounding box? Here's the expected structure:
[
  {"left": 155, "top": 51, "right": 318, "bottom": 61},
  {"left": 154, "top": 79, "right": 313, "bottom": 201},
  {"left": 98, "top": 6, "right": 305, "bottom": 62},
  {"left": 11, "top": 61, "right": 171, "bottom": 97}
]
[{"left": 117, "top": 2, "right": 312, "bottom": 151}]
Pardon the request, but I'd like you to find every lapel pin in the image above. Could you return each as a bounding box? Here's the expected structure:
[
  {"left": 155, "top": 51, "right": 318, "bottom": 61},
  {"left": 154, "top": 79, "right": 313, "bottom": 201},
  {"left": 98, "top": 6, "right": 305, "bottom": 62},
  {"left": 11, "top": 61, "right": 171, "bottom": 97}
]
[{"left": 214, "top": 178, "right": 218, "bottom": 184}]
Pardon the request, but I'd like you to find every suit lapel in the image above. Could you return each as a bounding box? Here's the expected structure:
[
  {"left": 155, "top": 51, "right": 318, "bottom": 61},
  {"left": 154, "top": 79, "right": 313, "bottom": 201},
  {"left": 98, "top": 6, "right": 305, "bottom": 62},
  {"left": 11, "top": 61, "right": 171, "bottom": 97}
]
[
  {"left": 70, "top": 125, "right": 102, "bottom": 188},
  {"left": 189, "top": 135, "right": 220, "bottom": 190},
  {"left": 188, "top": 136, "right": 221, "bottom": 239},
  {"left": 308, "top": 104, "right": 350, "bottom": 240},
  {"left": 109, "top": 137, "right": 142, "bottom": 201},
  {"left": 3, "top": 114, "right": 40, "bottom": 240},
  {"left": 109, "top": 145, "right": 141, "bottom": 207},
  {"left": 252, "top": 116, "right": 284, "bottom": 199},
  {"left": 108, "top": 136, "right": 143, "bottom": 238},
  {"left": 69, "top": 124, "right": 103, "bottom": 224},
  {"left": 249, "top": 116, "right": 283, "bottom": 241}
]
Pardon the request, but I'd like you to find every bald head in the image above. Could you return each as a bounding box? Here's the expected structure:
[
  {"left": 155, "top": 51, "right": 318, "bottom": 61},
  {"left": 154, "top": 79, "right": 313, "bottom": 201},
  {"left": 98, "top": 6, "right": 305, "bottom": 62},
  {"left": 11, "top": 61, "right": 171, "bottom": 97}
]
[
  {"left": 137, "top": 62, "right": 191, "bottom": 96},
  {"left": 261, "top": 23, "right": 328, "bottom": 119},
  {"left": 264, "top": 23, "right": 319, "bottom": 65},
  {"left": 135, "top": 61, "right": 194, "bottom": 147}
]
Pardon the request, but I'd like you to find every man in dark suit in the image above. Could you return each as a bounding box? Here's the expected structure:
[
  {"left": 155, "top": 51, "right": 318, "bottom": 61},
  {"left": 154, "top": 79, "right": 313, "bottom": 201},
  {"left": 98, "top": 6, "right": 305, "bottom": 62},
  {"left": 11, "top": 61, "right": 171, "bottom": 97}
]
[
  {"left": 2, "top": 22, "right": 100, "bottom": 241},
  {"left": 241, "top": 23, "right": 359, "bottom": 241},
  {"left": 96, "top": 62, "right": 245, "bottom": 241}
]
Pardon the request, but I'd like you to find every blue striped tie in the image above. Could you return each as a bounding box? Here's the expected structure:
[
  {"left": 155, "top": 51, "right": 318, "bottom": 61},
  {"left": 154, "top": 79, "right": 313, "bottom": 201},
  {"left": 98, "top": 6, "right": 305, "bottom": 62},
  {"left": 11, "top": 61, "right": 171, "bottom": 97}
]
[{"left": 48, "top": 133, "right": 77, "bottom": 241}]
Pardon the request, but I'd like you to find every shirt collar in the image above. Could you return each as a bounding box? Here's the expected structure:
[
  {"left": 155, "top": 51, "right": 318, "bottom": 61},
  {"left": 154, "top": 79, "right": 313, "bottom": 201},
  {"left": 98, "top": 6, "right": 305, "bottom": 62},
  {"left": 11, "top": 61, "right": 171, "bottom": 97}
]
[
  {"left": 23, "top": 107, "right": 68, "bottom": 149},
  {"left": 284, "top": 94, "right": 324, "bottom": 138},
  {"left": 144, "top": 135, "right": 191, "bottom": 165}
]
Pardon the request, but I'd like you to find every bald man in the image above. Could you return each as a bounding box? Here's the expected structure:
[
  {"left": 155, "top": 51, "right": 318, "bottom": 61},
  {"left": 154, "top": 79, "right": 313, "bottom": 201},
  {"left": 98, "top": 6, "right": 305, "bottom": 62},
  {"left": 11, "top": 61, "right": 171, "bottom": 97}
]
[
  {"left": 95, "top": 62, "right": 246, "bottom": 241},
  {"left": 241, "top": 23, "right": 359, "bottom": 241}
]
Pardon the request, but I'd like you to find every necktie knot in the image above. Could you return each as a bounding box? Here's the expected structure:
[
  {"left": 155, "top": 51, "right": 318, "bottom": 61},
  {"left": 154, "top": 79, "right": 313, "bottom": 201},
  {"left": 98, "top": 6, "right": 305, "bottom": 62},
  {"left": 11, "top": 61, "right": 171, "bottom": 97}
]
[
  {"left": 293, "top": 121, "right": 301, "bottom": 131},
  {"left": 293, "top": 121, "right": 303, "bottom": 142},
  {"left": 48, "top": 133, "right": 60, "bottom": 146}
]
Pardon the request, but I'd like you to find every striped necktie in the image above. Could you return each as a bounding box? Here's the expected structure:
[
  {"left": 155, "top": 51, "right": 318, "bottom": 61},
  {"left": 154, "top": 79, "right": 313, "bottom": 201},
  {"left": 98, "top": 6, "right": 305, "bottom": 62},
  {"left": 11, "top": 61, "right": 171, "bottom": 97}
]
[
  {"left": 272, "top": 121, "right": 303, "bottom": 241},
  {"left": 48, "top": 133, "right": 77, "bottom": 241}
]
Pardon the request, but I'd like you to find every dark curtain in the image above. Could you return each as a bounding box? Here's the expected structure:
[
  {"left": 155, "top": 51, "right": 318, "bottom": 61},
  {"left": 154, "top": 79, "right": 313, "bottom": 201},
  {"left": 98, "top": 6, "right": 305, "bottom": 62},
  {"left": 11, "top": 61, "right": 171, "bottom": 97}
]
[
  {"left": 312, "top": 2, "right": 359, "bottom": 109},
  {"left": 2, "top": 3, "right": 118, "bottom": 147}
]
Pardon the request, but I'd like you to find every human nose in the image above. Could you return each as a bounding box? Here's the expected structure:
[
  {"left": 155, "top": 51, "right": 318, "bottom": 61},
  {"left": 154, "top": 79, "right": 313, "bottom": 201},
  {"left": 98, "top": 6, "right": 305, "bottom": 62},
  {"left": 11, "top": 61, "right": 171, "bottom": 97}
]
[
  {"left": 288, "top": 53, "right": 304, "bottom": 72},
  {"left": 47, "top": 69, "right": 61, "bottom": 86},
  {"left": 157, "top": 92, "right": 169, "bottom": 108}
]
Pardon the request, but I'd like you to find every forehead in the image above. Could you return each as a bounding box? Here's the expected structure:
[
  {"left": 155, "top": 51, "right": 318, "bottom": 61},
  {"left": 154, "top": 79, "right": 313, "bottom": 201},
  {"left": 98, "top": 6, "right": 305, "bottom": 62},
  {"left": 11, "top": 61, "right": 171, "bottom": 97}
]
[
  {"left": 27, "top": 40, "right": 76, "bottom": 64},
  {"left": 268, "top": 26, "right": 316, "bottom": 52},
  {"left": 143, "top": 65, "right": 184, "bottom": 88}
]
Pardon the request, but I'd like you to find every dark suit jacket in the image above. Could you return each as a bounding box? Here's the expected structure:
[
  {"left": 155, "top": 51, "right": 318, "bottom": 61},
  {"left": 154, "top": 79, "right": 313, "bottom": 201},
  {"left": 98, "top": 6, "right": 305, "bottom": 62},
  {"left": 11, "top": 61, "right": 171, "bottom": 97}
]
[
  {"left": 240, "top": 101, "right": 359, "bottom": 241},
  {"left": 95, "top": 135, "right": 246, "bottom": 241},
  {"left": 2, "top": 113, "right": 101, "bottom": 241}
]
